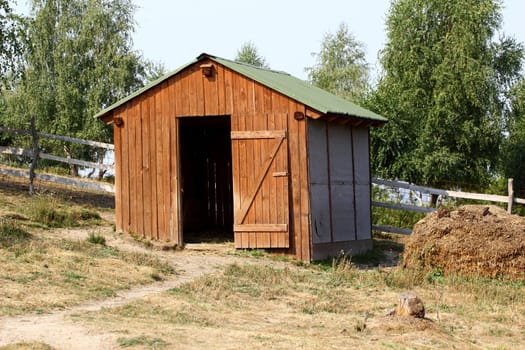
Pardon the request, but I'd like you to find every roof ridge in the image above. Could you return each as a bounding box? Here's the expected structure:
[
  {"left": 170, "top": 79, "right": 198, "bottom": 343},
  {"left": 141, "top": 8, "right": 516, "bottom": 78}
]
[{"left": 199, "top": 52, "right": 291, "bottom": 76}]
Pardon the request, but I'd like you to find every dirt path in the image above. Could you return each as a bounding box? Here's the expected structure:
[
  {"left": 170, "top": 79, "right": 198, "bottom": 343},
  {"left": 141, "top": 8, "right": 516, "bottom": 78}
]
[{"left": 0, "top": 223, "right": 291, "bottom": 350}]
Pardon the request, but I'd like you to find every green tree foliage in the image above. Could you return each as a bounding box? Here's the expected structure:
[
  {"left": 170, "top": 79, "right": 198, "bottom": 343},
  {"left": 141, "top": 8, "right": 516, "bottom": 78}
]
[
  {"left": 235, "top": 41, "right": 269, "bottom": 68},
  {"left": 2, "top": 0, "right": 162, "bottom": 175},
  {"left": 306, "top": 22, "right": 369, "bottom": 103},
  {"left": 0, "top": 0, "right": 25, "bottom": 89},
  {"left": 368, "top": 0, "right": 523, "bottom": 190},
  {"left": 501, "top": 78, "right": 525, "bottom": 196}
]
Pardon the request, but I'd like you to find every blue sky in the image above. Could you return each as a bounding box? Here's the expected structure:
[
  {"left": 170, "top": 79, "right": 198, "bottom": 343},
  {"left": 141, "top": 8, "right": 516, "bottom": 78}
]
[
  {"left": 133, "top": 0, "right": 525, "bottom": 81},
  {"left": 16, "top": 1, "right": 525, "bottom": 81}
]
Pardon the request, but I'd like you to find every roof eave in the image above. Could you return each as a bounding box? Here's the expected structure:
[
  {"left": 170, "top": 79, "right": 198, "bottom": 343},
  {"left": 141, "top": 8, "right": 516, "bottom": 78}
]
[{"left": 321, "top": 112, "right": 388, "bottom": 127}]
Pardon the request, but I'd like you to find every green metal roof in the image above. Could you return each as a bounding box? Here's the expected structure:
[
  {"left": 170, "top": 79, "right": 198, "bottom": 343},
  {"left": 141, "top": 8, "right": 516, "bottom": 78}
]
[{"left": 95, "top": 53, "right": 387, "bottom": 123}]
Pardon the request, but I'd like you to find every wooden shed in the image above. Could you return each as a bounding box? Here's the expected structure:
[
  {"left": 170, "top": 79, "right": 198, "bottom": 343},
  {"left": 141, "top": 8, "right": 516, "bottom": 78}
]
[{"left": 95, "top": 53, "right": 386, "bottom": 261}]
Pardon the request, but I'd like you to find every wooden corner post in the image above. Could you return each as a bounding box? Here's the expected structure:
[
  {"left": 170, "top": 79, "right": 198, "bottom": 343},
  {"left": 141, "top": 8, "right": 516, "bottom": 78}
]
[
  {"left": 29, "top": 115, "right": 39, "bottom": 196},
  {"left": 507, "top": 178, "right": 514, "bottom": 214}
]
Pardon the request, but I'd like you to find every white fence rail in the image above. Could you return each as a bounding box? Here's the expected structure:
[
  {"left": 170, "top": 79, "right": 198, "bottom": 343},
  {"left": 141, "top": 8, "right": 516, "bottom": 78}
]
[
  {"left": 371, "top": 177, "right": 525, "bottom": 235},
  {"left": 0, "top": 118, "right": 114, "bottom": 194},
  {"left": 0, "top": 167, "right": 115, "bottom": 193}
]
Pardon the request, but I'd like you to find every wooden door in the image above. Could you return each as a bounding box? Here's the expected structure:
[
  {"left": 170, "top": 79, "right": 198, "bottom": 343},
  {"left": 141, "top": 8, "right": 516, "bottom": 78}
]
[{"left": 231, "top": 130, "right": 289, "bottom": 248}]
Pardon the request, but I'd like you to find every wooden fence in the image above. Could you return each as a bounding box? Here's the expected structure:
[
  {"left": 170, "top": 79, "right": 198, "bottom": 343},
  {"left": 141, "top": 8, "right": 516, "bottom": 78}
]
[
  {"left": 0, "top": 117, "right": 115, "bottom": 194},
  {"left": 2, "top": 120, "right": 524, "bottom": 229},
  {"left": 371, "top": 177, "right": 525, "bottom": 235}
]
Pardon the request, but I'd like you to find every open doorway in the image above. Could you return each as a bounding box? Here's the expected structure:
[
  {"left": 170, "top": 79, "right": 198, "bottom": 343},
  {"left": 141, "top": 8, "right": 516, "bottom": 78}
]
[{"left": 179, "top": 116, "right": 233, "bottom": 243}]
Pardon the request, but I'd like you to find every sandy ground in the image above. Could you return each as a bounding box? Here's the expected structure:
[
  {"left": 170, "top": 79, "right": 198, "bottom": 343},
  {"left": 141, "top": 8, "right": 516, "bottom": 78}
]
[
  {"left": 0, "top": 253, "right": 243, "bottom": 349},
  {"left": 0, "top": 215, "right": 295, "bottom": 350}
]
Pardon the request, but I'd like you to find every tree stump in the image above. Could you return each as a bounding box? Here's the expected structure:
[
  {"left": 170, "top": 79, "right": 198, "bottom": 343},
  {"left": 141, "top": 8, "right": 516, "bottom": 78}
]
[{"left": 395, "top": 291, "right": 425, "bottom": 318}]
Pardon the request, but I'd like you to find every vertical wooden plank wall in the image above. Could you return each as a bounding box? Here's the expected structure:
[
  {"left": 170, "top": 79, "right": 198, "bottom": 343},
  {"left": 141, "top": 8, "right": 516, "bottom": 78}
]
[
  {"left": 111, "top": 59, "right": 313, "bottom": 261},
  {"left": 119, "top": 105, "right": 130, "bottom": 233},
  {"left": 113, "top": 112, "right": 123, "bottom": 232},
  {"left": 127, "top": 100, "right": 138, "bottom": 236},
  {"left": 286, "top": 99, "right": 311, "bottom": 261},
  {"left": 167, "top": 80, "right": 179, "bottom": 243}
]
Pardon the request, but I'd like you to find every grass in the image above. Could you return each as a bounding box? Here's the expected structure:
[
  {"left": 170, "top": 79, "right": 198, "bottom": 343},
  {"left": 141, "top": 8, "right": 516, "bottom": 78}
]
[
  {"left": 23, "top": 194, "right": 102, "bottom": 228},
  {"left": 0, "top": 178, "right": 176, "bottom": 317},
  {"left": 86, "top": 232, "right": 106, "bottom": 245},
  {"left": 0, "top": 233, "right": 176, "bottom": 316},
  {"left": 0, "top": 219, "right": 31, "bottom": 247},
  {"left": 75, "top": 260, "right": 525, "bottom": 349},
  {"left": 117, "top": 335, "right": 168, "bottom": 349},
  {"left": 1, "top": 176, "right": 524, "bottom": 349}
]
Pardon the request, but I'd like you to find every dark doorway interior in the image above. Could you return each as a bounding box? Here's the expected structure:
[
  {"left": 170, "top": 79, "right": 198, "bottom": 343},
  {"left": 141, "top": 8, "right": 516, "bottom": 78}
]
[{"left": 179, "top": 116, "right": 233, "bottom": 243}]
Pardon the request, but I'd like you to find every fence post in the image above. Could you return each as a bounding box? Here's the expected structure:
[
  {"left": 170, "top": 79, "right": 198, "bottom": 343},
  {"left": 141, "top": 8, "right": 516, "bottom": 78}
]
[
  {"left": 28, "top": 115, "right": 39, "bottom": 196},
  {"left": 508, "top": 178, "right": 514, "bottom": 214}
]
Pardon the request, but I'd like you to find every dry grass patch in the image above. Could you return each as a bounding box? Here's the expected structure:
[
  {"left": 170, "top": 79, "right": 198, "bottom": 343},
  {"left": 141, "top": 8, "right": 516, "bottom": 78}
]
[
  {"left": 74, "top": 262, "right": 525, "bottom": 349},
  {"left": 0, "top": 178, "right": 175, "bottom": 317},
  {"left": 0, "top": 231, "right": 176, "bottom": 316},
  {"left": 0, "top": 177, "right": 179, "bottom": 346}
]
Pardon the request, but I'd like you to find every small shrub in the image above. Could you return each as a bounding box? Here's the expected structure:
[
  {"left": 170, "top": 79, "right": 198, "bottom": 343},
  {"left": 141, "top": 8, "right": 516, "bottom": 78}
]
[
  {"left": 351, "top": 245, "right": 387, "bottom": 266},
  {"left": 117, "top": 335, "right": 168, "bottom": 348},
  {"left": 25, "top": 195, "right": 101, "bottom": 227},
  {"left": 86, "top": 232, "right": 106, "bottom": 245},
  {"left": 33, "top": 205, "right": 69, "bottom": 227},
  {"left": 354, "top": 319, "right": 367, "bottom": 332},
  {"left": 76, "top": 209, "right": 101, "bottom": 221}
]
